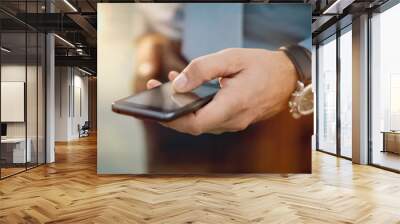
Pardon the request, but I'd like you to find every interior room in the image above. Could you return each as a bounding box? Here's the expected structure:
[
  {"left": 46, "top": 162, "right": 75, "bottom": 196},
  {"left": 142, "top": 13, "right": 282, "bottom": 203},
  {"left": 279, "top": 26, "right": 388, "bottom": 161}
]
[
  {"left": 0, "top": 17, "right": 46, "bottom": 178},
  {"left": 370, "top": 3, "right": 400, "bottom": 171},
  {"left": 0, "top": 0, "right": 400, "bottom": 223}
]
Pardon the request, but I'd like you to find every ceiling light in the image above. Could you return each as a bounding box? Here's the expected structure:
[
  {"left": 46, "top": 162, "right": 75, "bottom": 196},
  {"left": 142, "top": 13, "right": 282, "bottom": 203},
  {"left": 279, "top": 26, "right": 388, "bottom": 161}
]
[
  {"left": 1, "top": 47, "right": 11, "bottom": 53},
  {"left": 54, "top": 34, "right": 75, "bottom": 48},
  {"left": 322, "top": 0, "right": 354, "bottom": 15},
  {"left": 63, "top": 0, "right": 78, "bottom": 12},
  {"left": 78, "top": 67, "right": 93, "bottom": 76}
]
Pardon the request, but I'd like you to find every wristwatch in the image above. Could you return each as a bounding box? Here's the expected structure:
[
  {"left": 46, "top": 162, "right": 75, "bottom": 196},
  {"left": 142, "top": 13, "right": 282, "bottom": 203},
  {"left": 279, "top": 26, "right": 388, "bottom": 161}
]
[{"left": 279, "top": 45, "right": 313, "bottom": 119}]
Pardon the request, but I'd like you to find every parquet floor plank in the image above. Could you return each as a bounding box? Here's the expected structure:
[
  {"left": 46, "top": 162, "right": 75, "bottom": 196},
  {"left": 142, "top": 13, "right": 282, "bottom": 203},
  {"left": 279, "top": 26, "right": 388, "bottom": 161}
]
[{"left": 1, "top": 135, "right": 400, "bottom": 223}]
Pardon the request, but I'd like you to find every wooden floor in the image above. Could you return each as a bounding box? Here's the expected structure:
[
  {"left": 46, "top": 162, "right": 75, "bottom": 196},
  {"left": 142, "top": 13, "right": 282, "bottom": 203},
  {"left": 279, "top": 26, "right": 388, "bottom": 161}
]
[
  {"left": 373, "top": 150, "right": 400, "bottom": 171},
  {"left": 1, "top": 135, "right": 400, "bottom": 224},
  {"left": 1, "top": 167, "right": 26, "bottom": 178}
]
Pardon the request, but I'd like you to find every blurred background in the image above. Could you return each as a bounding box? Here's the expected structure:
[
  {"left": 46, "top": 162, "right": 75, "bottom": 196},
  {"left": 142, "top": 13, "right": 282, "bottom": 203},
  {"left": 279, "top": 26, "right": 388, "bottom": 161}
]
[{"left": 97, "top": 3, "right": 313, "bottom": 174}]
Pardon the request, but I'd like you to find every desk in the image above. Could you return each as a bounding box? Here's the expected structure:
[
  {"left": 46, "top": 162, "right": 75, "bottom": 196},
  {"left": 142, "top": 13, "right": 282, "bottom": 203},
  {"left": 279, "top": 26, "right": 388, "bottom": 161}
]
[
  {"left": 1, "top": 138, "right": 31, "bottom": 163},
  {"left": 382, "top": 131, "right": 400, "bottom": 154}
]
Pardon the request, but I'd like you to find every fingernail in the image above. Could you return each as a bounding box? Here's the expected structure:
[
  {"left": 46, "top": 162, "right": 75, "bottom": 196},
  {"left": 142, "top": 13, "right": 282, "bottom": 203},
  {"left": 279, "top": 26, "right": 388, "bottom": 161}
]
[{"left": 173, "top": 73, "right": 188, "bottom": 91}]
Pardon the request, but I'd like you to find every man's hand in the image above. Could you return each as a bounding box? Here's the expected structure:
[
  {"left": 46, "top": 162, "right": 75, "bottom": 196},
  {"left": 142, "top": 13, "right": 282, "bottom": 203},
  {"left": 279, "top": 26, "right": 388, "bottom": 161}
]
[{"left": 147, "top": 48, "right": 298, "bottom": 135}]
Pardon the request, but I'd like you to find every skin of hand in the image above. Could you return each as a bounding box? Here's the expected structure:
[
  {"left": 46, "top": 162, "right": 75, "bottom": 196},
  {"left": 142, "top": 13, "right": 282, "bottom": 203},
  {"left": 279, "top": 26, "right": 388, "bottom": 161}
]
[{"left": 146, "top": 48, "right": 298, "bottom": 135}]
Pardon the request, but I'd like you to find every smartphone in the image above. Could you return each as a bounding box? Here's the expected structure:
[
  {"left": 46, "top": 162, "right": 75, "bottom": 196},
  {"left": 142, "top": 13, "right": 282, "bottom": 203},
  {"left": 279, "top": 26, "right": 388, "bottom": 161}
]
[{"left": 112, "top": 81, "right": 220, "bottom": 121}]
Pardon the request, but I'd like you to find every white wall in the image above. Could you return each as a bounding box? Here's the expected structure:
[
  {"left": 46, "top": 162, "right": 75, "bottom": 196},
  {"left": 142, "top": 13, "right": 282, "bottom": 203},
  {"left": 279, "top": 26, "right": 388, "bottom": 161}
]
[
  {"left": 54, "top": 67, "right": 89, "bottom": 141},
  {"left": 1, "top": 65, "right": 28, "bottom": 140},
  {"left": 55, "top": 67, "right": 69, "bottom": 141},
  {"left": 1, "top": 65, "right": 39, "bottom": 137},
  {"left": 1, "top": 64, "right": 46, "bottom": 164},
  {"left": 72, "top": 73, "right": 89, "bottom": 138}
]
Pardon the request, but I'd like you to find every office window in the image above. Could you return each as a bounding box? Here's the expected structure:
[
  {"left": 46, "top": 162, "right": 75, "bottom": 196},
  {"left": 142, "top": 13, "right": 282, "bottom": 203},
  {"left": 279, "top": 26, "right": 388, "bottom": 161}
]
[
  {"left": 371, "top": 3, "right": 400, "bottom": 171},
  {"left": 0, "top": 2, "right": 46, "bottom": 179},
  {"left": 317, "top": 35, "right": 337, "bottom": 154},
  {"left": 1, "top": 31, "right": 28, "bottom": 178},
  {"left": 339, "top": 27, "right": 352, "bottom": 158}
]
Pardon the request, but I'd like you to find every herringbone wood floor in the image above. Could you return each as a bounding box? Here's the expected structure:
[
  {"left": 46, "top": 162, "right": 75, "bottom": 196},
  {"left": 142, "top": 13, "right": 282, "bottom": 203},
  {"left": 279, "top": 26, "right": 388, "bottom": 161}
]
[{"left": 1, "top": 134, "right": 400, "bottom": 224}]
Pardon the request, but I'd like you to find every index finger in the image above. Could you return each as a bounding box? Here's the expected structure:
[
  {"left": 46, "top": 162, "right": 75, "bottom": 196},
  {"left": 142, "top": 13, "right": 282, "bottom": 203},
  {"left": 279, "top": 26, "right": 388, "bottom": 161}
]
[
  {"left": 173, "top": 48, "right": 244, "bottom": 93},
  {"left": 162, "top": 89, "right": 235, "bottom": 135}
]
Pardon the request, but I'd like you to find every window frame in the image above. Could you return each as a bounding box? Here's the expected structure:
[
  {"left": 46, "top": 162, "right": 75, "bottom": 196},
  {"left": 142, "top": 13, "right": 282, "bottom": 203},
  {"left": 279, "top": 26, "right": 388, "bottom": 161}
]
[
  {"left": 367, "top": 0, "right": 400, "bottom": 173},
  {"left": 315, "top": 23, "right": 353, "bottom": 161}
]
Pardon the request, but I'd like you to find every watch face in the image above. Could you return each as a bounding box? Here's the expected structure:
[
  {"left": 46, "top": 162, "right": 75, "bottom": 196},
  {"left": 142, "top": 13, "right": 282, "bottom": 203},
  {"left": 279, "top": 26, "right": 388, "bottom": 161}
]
[{"left": 298, "top": 85, "right": 314, "bottom": 115}]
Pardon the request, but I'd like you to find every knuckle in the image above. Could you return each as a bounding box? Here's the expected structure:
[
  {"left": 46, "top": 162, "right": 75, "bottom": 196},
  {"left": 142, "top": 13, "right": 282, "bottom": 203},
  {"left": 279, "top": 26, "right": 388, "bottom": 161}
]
[
  {"left": 187, "top": 121, "right": 203, "bottom": 136},
  {"left": 236, "top": 121, "right": 247, "bottom": 131},
  {"left": 220, "top": 48, "right": 238, "bottom": 55},
  {"left": 190, "top": 57, "right": 216, "bottom": 81},
  {"left": 219, "top": 48, "right": 243, "bottom": 73},
  {"left": 187, "top": 59, "right": 205, "bottom": 79},
  {"left": 190, "top": 130, "right": 202, "bottom": 136},
  {"left": 233, "top": 95, "right": 248, "bottom": 112},
  {"left": 189, "top": 127, "right": 202, "bottom": 136},
  {"left": 188, "top": 58, "right": 202, "bottom": 71},
  {"left": 234, "top": 120, "right": 250, "bottom": 132}
]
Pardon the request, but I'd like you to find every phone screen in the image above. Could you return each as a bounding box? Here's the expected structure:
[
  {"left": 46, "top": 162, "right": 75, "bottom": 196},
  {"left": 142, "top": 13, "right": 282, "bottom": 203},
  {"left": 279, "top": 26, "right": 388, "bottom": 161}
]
[{"left": 123, "top": 82, "right": 219, "bottom": 112}]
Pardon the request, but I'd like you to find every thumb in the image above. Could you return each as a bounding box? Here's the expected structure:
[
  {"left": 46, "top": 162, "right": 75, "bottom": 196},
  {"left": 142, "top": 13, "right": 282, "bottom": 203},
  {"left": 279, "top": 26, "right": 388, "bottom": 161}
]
[{"left": 172, "top": 49, "right": 242, "bottom": 92}]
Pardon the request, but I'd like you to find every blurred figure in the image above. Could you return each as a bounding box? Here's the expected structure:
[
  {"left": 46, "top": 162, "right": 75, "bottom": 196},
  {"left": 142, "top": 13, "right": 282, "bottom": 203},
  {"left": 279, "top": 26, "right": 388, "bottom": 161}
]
[{"left": 134, "top": 4, "right": 185, "bottom": 92}]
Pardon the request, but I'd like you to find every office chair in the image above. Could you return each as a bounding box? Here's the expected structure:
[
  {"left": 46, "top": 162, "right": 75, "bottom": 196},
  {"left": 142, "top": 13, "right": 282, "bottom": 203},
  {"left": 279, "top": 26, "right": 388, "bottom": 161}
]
[{"left": 79, "top": 121, "right": 90, "bottom": 138}]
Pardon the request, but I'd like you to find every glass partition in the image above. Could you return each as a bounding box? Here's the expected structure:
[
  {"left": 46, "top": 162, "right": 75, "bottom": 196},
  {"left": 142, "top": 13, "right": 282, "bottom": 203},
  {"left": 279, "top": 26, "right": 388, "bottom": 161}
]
[
  {"left": 1, "top": 31, "right": 28, "bottom": 177},
  {"left": 339, "top": 27, "right": 352, "bottom": 158},
  {"left": 0, "top": 1, "right": 46, "bottom": 179},
  {"left": 27, "top": 31, "right": 37, "bottom": 169},
  {"left": 370, "top": 3, "right": 400, "bottom": 171},
  {"left": 317, "top": 25, "right": 353, "bottom": 159},
  {"left": 317, "top": 35, "right": 337, "bottom": 154}
]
